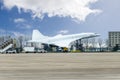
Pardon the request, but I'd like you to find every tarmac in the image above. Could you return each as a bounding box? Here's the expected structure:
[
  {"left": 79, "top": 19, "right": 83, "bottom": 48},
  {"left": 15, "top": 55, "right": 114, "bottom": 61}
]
[{"left": 0, "top": 52, "right": 120, "bottom": 80}]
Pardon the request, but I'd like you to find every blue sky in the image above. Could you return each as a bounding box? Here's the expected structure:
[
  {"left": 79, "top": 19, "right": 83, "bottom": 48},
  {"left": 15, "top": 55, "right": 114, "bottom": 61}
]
[{"left": 0, "top": 0, "right": 120, "bottom": 39}]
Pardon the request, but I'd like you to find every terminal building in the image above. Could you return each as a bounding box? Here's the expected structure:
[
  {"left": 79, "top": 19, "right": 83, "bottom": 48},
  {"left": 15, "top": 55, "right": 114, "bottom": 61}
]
[{"left": 109, "top": 31, "right": 120, "bottom": 51}]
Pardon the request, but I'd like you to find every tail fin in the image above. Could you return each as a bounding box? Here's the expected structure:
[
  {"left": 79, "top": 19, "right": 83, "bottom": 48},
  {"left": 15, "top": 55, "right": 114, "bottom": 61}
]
[{"left": 32, "top": 29, "right": 47, "bottom": 40}]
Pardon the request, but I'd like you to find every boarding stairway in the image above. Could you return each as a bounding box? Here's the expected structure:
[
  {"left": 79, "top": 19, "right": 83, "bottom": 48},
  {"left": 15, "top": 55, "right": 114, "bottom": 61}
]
[{"left": 0, "top": 39, "right": 13, "bottom": 53}]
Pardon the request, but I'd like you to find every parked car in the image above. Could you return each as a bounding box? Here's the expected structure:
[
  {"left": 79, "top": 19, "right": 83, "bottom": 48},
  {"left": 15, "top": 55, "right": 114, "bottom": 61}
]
[
  {"left": 23, "top": 47, "right": 36, "bottom": 53},
  {"left": 6, "top": 48, "right": 17, "bottom": 53},
  {"left": 36, "top": 48, "right": 47, "bottom": 53}
]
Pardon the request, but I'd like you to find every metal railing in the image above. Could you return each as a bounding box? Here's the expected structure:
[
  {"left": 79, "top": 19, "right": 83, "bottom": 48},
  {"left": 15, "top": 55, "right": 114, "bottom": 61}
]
[{"left": 0, "top": 39, "right": 13, "bottom": 49}]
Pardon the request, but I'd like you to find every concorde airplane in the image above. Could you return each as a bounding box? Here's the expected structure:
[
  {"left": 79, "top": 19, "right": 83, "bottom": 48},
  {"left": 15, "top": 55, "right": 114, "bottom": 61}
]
[{"left": 28, "top": 30, "right": 100, "bottom": 47}]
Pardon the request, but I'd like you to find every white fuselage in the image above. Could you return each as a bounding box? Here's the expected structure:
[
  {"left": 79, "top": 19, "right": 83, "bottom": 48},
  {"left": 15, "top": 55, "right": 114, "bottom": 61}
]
[{"left": 29, "top": 30, "right": 100, "bottom": 47}]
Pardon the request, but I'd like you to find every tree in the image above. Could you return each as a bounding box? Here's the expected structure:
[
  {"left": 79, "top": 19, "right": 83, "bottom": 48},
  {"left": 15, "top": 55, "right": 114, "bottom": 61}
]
[
  {"left": 98, "top": 38, "right": 103, "bottom": 52},
  {"left": 82, "top": 39, "right": 89, "bottom": 51},
  {"left": 88, "top": 38, "right": 96, "bottom": 52},
  {"left": 89, "top": 38, "right": 96, "bottom": 48},
  {"left": 105, "top": 39, "right": 109, "bottom": 51},
  {"left": 18, "top": 36, "right": 23, "bottom": 48}
]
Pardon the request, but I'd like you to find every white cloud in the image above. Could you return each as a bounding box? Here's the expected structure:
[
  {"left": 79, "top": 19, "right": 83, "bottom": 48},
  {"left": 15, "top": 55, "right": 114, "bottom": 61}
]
[
  {"left": 0, "top": 29, "right": 25, "bottom": 37},
  {"left": 23, "top": 24, "right": 32, "bottom": 29},
  {"left": 12, "top": 32, "right": 25, "bottom": 37},
  {"left": 16, "top": 24, "right": 32, "bottom": 29},
  {"left": 13, "top": 18, "right": 32, "bottom": 29},
  {"left": 2, "top": 0, "right": 101, "bottom": 21},
  {"left": 58, "top": 30, "right": 69, "bottom": 34},
  {"left": 14, "top": 18, "right": 26, "bottom": 23}
]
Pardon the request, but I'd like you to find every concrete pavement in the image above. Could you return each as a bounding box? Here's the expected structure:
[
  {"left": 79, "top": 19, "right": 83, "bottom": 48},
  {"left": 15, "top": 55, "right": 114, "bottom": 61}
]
[{"left": 0, "top": 53, "right": 120, "bottom": 80}]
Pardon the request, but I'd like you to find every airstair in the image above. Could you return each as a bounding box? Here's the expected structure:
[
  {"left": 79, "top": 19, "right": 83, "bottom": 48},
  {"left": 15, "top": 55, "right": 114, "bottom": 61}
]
[{"left": 0, "top": 39, "right": 13, "bottom": 53}]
